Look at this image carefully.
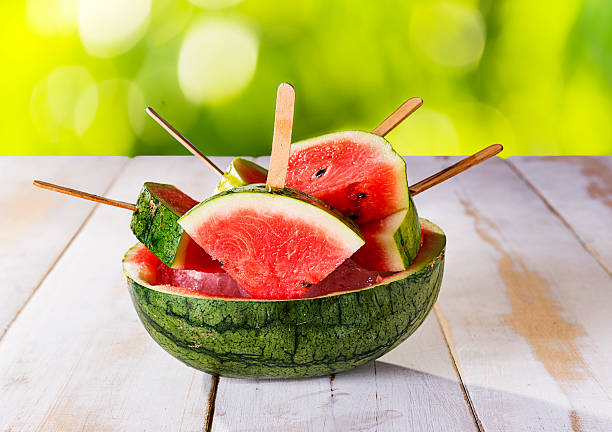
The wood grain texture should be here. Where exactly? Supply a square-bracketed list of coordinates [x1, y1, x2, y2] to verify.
[33, 180, 137, 211]
[0, 156, 239, 431]
[405, 156, 612, 432]
[4, 155, 611, 431]
[266, 83, 295, 190]
[509, 156, 612, 274]
[0, 156, 127, 340]
[372, 97, 422, 137]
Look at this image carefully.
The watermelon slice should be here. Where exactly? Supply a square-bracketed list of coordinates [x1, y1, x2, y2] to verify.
[178, 184, 365, 299]
[130, 183, 223, 273]
[214, 158, 267, 194]
[352, 199, 421, 271]
[286, 131, 410, 224]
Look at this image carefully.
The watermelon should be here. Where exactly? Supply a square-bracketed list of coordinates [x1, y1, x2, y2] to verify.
[124, 218, 445, 378]
[130, 183, 222, 272]
[352, 199, 421, 271]
[178, 184, 365, 299]
[214, 158, 267, 194]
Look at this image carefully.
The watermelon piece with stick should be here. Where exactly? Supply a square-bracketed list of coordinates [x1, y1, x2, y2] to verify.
[130, 182, 222, 272]
[179, 83, 365, 299]
[32, 180, 223, 273]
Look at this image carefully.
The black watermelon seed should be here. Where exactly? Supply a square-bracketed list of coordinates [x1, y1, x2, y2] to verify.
[349, 215, 359, 220]
[301, 282, 313, 287]
[357, 192, 367, 199]
[314, 168, 326, 178]
[219, 261, 224, 266]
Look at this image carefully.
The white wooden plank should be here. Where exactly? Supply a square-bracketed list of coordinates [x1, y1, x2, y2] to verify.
[509, 156, 612, 274]
[405, 156, 612, 431]
[211, 156, 476, 432]
[0, 156, 239, 431]
[0, 156, 127, 339]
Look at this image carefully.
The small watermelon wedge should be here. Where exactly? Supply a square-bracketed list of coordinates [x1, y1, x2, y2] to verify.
[178, 184, 365, 299]
[352, 199, 421, 272]
[131, 183, 223, 273]
[214, 158, 268, 194]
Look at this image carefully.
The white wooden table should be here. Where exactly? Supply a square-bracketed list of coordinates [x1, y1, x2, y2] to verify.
[1, 156, 611, 431]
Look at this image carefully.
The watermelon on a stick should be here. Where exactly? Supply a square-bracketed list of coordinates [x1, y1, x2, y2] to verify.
[32, 180, 222, 273]
[178, 83, 365, 299]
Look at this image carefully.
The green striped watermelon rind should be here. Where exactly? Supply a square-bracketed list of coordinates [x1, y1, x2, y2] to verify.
[124, 218, 445, 379]
[130, 183, 192, 268]
[394, 195, 422, 267]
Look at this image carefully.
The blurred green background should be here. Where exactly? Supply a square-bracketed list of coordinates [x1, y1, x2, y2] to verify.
[2, 0, 611, 156]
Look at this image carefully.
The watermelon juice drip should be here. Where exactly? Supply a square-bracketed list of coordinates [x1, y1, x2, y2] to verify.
[136, 245, 381, 299]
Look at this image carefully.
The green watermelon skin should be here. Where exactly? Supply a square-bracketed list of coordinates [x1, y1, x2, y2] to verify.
[130, 182, 190, 268]
[130, 183, 222, 272]
[125, 219, 445, 379]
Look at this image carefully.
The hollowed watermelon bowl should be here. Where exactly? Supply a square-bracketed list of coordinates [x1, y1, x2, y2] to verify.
[124, 219, 445, 379]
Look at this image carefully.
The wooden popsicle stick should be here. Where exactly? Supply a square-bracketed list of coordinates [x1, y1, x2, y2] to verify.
[266, 83, 296, 190]
[145, 107, 224, 178]
[409, 144, 503, 196]
[372, 97, 423, 137]
[33, 180, 137, 212]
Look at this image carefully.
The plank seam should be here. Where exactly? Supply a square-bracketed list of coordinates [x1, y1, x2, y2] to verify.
[0, 157, 132, 345]
[204, 375, 219, 432]
[506, 159, 612, 277]
[178, 371, 197, 432]
[35, 335, 94, 431]
[433, 304, 484, 432]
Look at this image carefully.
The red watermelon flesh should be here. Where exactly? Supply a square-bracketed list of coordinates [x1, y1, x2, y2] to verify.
[125, 243, 379, 299]
[125, 245, 244, 298]
[286, 131, 409, 224]
[142, 183, 224, 273]
[351, 205, 422, 272]
[173, 233, 224, 273]
[301, 259, 381, 298]
[178, 185, 365, 299]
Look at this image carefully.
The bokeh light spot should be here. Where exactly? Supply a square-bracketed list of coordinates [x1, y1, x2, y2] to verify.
[74, 84, 99, 136]
[178, 18, 258, 105]
[410, 2, 485, 70]
[388, 108, 459, 156]
[78, 0, 151, 58]
[127, 82, 146, 136]
[26, 0, 79, 36]
[80, 80, 136, 154]
[188, 0, 243, 10]
[30, 66, 98, 141]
